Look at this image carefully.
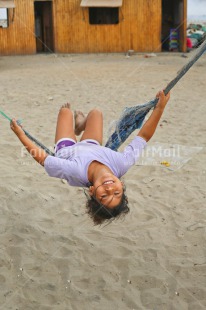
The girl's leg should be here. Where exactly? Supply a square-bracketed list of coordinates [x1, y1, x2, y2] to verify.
[55, 103, 77, 143]
[79, 109, 103, 145]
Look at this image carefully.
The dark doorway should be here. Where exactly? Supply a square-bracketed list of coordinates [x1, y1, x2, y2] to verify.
[34, 1, 54, 53]
[162, 0, 184, 51]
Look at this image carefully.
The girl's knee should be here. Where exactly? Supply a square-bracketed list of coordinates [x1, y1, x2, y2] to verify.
[58, 107, 72, 117]
[89, 109, 102, 117]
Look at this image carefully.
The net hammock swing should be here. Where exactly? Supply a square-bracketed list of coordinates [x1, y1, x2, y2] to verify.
[1, 39, 206, 154]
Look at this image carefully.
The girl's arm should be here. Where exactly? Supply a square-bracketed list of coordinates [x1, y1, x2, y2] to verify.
[10, 119, 48, 166]
[138, 91, 170, 142]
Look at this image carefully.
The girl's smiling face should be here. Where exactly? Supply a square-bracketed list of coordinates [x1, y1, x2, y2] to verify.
[89, 173, 124, 208]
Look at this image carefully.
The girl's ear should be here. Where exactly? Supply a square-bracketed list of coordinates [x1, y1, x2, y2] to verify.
[88, 186, 94, 196]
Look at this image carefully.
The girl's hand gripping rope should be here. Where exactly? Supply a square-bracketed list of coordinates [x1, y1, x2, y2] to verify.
[10, 119, 25, 137]
[138, 90, 171, 142]
[10, 118, 47, 166]
[155, 90, 170, 110]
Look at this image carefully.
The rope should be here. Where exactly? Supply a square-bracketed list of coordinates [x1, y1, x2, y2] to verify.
[1, 39, 206, 154]
[0, 111, 54, 156]
[105, 39, 206, 150]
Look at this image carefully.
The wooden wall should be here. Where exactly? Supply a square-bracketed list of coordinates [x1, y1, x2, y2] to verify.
[0, 0, 36, 55]
[179, 0, 187, 52]
[0, 0, 187, 55]
[53, 0, 162, 53]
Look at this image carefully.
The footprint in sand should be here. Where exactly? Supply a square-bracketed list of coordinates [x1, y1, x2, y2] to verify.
[187, 222, 206, 231]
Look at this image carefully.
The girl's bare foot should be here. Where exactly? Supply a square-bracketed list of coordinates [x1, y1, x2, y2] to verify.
[60, 103, 71, 110]
[75, 110, 86, 135]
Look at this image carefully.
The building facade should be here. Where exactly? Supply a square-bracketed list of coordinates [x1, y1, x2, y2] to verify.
[0, 0, 187, 55]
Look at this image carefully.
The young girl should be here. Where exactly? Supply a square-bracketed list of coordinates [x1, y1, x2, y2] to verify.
[11, 90, 170, 224]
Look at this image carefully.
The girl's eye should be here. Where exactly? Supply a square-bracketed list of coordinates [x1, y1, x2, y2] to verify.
[101, 195, 107, 199]
[114, 192, 120, 195]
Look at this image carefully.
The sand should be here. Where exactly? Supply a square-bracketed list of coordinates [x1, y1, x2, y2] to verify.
[0, 51, 206, 310]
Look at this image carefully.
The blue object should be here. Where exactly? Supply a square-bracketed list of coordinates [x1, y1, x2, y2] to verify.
[105, 38, 206, 151]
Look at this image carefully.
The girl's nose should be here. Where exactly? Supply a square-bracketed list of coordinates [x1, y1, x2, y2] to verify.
[105, 186, 114, 193]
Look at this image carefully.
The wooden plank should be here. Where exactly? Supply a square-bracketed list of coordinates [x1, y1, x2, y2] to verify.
[0, 0, 15, 8]
[80, 0, 123, 7]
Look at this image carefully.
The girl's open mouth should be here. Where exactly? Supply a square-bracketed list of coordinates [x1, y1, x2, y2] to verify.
[103, 180, 114, 185]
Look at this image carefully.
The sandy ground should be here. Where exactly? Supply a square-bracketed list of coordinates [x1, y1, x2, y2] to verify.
[0, 51, 206, 310]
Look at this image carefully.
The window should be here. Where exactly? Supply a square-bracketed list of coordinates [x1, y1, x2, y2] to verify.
[0, 8, 8, 28]
[89, 7, 119, 25]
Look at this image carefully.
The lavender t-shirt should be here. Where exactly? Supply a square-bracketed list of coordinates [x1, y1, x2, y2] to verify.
[44, 136, 146, 187]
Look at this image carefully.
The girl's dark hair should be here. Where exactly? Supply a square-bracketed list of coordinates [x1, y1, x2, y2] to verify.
[85, 190, 129, 225]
